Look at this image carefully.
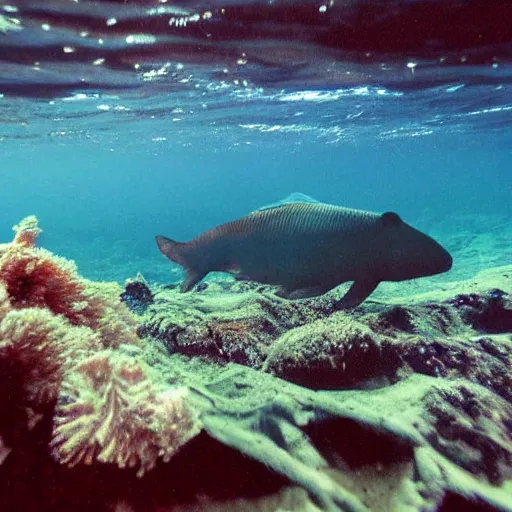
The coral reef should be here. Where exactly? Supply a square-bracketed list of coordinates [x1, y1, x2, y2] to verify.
[0, 216, 138, 348]
[0, 216, 139, 419]
[0, 307, 101, 406]
[0, 217, 199, 485]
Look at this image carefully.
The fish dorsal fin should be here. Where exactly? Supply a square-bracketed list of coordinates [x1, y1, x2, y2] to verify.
[253, 193, 319, 213]
[249, 202, 322, 218]
[249, 203, 296, 215]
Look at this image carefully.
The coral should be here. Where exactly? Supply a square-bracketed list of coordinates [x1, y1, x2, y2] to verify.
[12, 215, 42, 248]
[0, 281, 9, 319]
[0, 244, 85, 319]
[51, 351, 201, 477]
[0, 307, 101, 406]
[0, 215, 205, 509]
[82, 281, 141, 349]
[0, 216, 138, 348]
[0, 216, 139, 438]
[0, 249, 139, 349]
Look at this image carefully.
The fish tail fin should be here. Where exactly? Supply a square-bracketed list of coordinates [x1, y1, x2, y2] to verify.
[155, 235, 206, 292]
[155, 235, 188, 266]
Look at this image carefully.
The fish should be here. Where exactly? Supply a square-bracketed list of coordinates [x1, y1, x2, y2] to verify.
[155, 202, 452, 308]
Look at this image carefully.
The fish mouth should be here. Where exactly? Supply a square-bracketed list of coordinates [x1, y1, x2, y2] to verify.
[420, 244, 452, 277]
[437, 247, 453, 273]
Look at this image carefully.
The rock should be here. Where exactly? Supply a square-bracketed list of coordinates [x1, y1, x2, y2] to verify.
[139, 287, 323, 366]
[120, 273, 154, 314]
[421, 381, 512, 485]
[129, 265, 512, 511]
[264, 313, 392, 389]
[448, 288, 512, 333]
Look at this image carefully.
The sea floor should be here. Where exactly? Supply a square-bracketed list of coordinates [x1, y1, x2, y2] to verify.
[0, 214, 510, 512]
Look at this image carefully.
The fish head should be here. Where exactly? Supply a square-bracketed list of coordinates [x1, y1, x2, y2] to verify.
[377, 212, 452, 282]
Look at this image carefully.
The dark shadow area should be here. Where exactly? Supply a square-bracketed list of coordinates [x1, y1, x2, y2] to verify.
[0, 428, 290, 512]
[439, 492, 500, 512]
[303, 417, 414, 469]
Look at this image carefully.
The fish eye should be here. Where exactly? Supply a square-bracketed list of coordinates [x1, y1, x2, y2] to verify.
[381, 211, 402, 226]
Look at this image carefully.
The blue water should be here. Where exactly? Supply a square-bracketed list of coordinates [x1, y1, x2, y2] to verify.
[1, 1, 511, 287]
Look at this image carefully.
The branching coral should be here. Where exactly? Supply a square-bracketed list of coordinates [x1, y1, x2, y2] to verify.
[0, 216, 203, 483]
[0, 216, 140, 442]
[0, 307, 102, 406]
[51, 351, 201, 477]
[0, 216, 138, 348]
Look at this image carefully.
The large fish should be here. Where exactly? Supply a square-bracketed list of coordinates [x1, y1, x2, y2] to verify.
[155, 202, 452, 308]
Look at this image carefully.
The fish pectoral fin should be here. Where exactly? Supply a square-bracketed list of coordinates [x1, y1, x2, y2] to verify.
[276, 285, 331, 300]
[338, 279, 380, 308]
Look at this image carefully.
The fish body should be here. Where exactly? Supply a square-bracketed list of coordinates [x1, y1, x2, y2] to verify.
[156, 202, 452, 308]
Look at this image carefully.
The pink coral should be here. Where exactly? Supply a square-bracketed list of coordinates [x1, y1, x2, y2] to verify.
[0, 281, 9, 320]
[51, 351, 201, 477]
[12, 215, 42, 248]
[0, 308, 102, 406]
[0, 216, 139, 418]
[0, 244, 90, 322]
[0, 216, 200, 480]
[0, 216, 138, 347]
